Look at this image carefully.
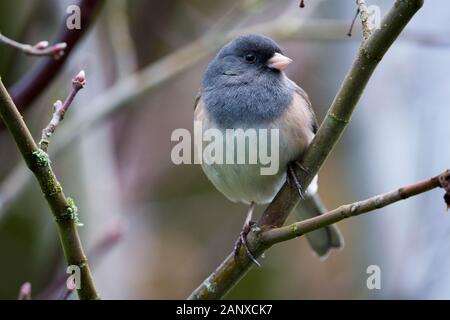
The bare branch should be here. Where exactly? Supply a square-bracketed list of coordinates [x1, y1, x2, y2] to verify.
[0, 33, 67, 58]
[39, 70, 86, 152]
[261, 170, 450, 246]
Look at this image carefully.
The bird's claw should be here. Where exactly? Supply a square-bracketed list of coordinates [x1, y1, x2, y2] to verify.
[287, 162, 305, 200]
[233, 203, 260, 267]
[294, 161, 310, 174]
[233, 223, 261, 267]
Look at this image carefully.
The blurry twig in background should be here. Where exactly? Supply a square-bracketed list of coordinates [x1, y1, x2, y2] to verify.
[0, 163, 29, 218]
[106, 0, 137, 77]
[0, 74, 98, 300]
[2, 0, 105, 131]
[0, 32, 67, 58]
[38, 220, 124, 300]
[261, 170, 450, 245]
[189, 0, 424, 300]
[17, 282, 32, 300]
[39, 71, 86, 152]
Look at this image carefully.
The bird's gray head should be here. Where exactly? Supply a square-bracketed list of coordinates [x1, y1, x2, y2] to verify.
[203, 34, 292, 86]
[202, 34, 295, 128]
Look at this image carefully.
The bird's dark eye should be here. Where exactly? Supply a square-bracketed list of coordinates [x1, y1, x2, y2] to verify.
[245, 54, 256, 63]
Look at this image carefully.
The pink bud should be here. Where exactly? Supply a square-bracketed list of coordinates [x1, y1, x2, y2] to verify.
[18, 282, 32, 300]
[53, 42, 67, 51]
[34, 41, 49, 50]
[51, 42, 67, 59]
[73, 70, 86, 88]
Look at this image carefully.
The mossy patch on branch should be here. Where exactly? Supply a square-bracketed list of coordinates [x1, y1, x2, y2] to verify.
[32, 149, 51, 167]
[56, 197, 84, 227]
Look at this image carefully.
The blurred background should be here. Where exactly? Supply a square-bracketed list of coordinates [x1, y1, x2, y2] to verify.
[0, 0, 449, 299]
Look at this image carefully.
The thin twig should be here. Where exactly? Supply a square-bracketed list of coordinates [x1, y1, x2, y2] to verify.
[188, 0, 424, 300]
[0, 33, 67, 58]
[356, 0, 372, 40]
[39, 70, 86, 152]
[0, 78, 99, 300]
[107, 0, 137, 76]
[261, 170, 450, 246]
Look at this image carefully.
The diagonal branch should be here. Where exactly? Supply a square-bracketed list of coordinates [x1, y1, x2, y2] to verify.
[188, 0, 424, 300]
[39, 70, 86, 152]
[261, 170, 450, 246]
[0, 77, 99, 300]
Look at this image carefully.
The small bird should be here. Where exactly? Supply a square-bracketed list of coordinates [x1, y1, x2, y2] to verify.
[194, 34, 343, 263]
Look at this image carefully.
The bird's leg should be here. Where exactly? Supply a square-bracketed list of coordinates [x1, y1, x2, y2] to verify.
[233, 202, 260, 267]
[287, 161, 305, 200]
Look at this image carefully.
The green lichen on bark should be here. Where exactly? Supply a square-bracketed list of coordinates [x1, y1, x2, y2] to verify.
[32, 149, 51, 167]
[55, 197, 83, 226]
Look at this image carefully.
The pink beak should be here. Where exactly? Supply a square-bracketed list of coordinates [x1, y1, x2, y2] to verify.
[267, 52, 293, 71]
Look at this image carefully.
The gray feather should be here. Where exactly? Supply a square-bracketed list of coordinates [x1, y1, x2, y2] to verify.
[295, 193, 344, 259]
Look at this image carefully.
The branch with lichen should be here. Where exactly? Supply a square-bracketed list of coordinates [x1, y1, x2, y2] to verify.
[39, 70, 86, 152]
[0, 74, 99, 300]
[188, 0, 424, 300]
[0, 32, 66, 58]
[260, 170, 450, 246]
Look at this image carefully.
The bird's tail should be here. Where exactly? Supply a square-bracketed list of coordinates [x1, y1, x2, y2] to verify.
[294, 192, 344, 259]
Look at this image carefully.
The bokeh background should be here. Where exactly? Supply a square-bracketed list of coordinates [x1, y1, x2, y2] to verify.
[0, 0, 449, 299]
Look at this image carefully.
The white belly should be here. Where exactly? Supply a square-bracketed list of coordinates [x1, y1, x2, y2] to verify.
[197, 120, 306, 204]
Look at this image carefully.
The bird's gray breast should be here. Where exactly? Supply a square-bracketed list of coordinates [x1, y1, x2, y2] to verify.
[202, 74, 294, 128]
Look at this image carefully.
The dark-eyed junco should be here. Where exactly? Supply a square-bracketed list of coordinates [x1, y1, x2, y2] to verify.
[195, 34, 343, 263]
